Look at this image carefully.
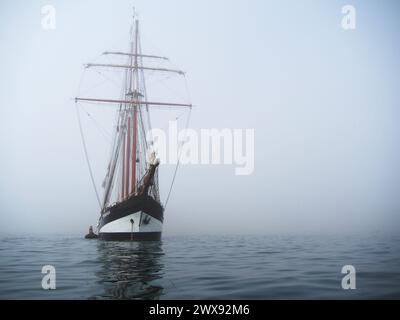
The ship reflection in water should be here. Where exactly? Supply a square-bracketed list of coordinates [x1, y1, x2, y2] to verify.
[94, 240, 164, 299]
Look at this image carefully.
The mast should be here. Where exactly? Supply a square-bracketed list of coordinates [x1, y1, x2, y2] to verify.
[131, 19, 139, 195]
[121, 125, 126, 200]
[125, 118, 131, 198]
[121, 15, 137, 200]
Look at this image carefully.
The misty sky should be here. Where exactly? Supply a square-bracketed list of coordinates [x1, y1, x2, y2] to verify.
[0, 0, 399, 236]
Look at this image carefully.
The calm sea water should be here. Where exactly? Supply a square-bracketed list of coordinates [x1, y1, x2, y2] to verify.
[0, 234, 399, 299]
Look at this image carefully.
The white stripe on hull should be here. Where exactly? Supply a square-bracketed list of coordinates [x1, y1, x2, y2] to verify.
[98, 212, 162, 234]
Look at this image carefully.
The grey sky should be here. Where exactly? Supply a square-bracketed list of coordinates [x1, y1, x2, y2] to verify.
[0, 0, 399, 236]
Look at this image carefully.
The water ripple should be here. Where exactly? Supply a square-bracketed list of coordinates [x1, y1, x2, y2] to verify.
[0, 234, 399, 299]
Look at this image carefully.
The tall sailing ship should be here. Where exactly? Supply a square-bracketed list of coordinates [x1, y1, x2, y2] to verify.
[75, 14, 191, 241]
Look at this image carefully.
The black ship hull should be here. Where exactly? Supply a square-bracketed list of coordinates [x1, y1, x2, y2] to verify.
[98, 195, 164, 241]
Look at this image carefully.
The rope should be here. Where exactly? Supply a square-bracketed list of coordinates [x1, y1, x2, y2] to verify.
[82, 107, 112, 142]
[164, 106, 192, 209]
[75, 102, 102, 209]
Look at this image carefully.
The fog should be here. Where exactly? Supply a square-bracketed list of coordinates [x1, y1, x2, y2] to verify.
[0, 0, 399, 236]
